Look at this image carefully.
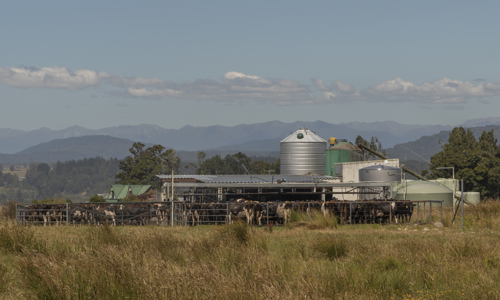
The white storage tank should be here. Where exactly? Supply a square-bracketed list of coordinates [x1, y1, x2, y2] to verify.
[280, 128, 327, 175]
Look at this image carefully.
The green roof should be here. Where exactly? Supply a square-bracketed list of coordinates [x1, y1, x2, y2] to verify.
[109, 185, 152, 200]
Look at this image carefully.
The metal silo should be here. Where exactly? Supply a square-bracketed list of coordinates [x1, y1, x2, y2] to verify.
[280, 128, 327, 175]
[325, 139, 364, 176]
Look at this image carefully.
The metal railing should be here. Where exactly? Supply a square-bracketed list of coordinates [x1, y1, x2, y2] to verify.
[16, 200, 443, 227]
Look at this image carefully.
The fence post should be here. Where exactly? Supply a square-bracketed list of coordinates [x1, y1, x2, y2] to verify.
[424, 202, 426, 223]
[349, 203, 352, 225]
[429, 202, 432, 223]
[66, 203, 69, 225]
[389, 201, 392, 224]
[266, 202, 269, 225]
[171, 202, 174, 227]
[440, 201, 443, 223]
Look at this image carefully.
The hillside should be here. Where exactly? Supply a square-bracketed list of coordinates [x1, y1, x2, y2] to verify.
[0, 136, 139, 164]
[385, 125, 500, 162]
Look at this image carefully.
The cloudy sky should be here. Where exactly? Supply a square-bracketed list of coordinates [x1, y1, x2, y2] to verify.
[1, 1, 500, 130]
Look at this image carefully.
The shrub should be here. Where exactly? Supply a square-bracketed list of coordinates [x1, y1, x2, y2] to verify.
[89, 195, 106, 203]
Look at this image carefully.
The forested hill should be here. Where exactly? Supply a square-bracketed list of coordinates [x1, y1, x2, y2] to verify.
[0, 136, 143, 164]
[385, 125, 500, 162]
[0, 157, 121, 203]
[0, 135, 280, 165]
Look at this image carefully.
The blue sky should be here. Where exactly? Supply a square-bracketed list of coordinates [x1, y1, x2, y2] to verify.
[1, 0, 500, 130]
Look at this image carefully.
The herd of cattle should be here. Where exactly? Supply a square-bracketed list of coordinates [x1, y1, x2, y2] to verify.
[17, 199, 415, 227]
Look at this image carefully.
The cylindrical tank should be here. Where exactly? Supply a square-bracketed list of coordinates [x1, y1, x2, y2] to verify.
[325, 140, 364, 176]
[460, 192, 480, 206]
[359, 165, 402, 182]
[280, 128, 326, 175]
[396, 181, 453, 206]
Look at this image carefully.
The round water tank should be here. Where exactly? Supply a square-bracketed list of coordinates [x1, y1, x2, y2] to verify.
[396, 181, 453, 206]
[280, 128, 326, 175]
[359, 165, 401, 182]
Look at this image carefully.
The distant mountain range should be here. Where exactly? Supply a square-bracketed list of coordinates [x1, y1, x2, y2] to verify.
[0, 120, 456, 154]
[0, 117, 499, 164]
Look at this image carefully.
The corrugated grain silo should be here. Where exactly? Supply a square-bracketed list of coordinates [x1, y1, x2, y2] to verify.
[280, 128, 327, 175]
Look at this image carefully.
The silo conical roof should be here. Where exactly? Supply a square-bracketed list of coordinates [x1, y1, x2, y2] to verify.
[280, 128, 327, 143]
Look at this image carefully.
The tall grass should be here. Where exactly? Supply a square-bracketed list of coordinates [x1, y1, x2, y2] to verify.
[0, 201, 16, 222]
[0, 201, 500, 299]
[288, 209, 338, 230]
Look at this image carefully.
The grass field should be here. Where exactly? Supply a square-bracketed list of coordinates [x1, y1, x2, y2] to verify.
[1, 165, 28, 178]
[1, 202, 500, 299]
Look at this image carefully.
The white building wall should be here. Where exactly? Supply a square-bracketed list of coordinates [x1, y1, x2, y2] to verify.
[337, 159, 400, 183]
[331, 159, 400, 201]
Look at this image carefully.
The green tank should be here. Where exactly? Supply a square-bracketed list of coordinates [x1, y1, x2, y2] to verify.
[396, 181, 453, 206]
[325, 140, 364, 176]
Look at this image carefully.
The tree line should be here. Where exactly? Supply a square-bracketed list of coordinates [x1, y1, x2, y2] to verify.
[0, 157, 120, 204]
[425, 127, 500, 199]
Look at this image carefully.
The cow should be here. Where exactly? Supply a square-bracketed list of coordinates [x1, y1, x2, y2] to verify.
[276, 202, 292, 225]
[228, 200, 248, 225]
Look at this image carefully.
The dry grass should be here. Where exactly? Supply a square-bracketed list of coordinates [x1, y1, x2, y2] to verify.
[0, 202, 500, 299]
[1, 165, 28, 178]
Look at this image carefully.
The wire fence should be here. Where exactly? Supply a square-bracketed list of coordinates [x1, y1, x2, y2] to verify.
[16, 200, 443, 227]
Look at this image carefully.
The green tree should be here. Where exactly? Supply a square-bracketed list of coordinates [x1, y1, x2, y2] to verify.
[429, 127, 500, 199]
[36, 163, 51, 175]
[115, 143, 180, 187]
[89, 194, 106, 203]
[356, 135, 385, 160]
[196, 151, 206, 167]
[197, 154, 225, 175]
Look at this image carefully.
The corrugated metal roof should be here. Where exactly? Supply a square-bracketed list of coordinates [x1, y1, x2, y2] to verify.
[156, 174, 337, 183]
[280, 128, 327, 143]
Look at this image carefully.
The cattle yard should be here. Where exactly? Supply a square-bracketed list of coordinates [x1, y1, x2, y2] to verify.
[15, 200, 443, 227]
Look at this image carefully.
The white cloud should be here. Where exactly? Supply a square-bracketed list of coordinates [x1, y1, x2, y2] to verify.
[331, 80, 356, 94]
[2, 65, 500, 106]
[0, 66, 107, 90]
[363, 77, 500, 103]
[103, 75, 166, 88]
[311, 78, 328, 91]
[125, 71, 313, 103]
